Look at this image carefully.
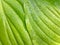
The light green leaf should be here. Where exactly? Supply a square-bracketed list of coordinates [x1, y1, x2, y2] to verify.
[0, 0, 60, 45]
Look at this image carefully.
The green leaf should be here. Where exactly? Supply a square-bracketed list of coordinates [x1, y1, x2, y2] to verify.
[0, 0, 60, 45]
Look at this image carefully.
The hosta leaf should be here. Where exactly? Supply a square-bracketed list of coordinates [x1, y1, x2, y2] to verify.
[0, 0, 60, 45]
